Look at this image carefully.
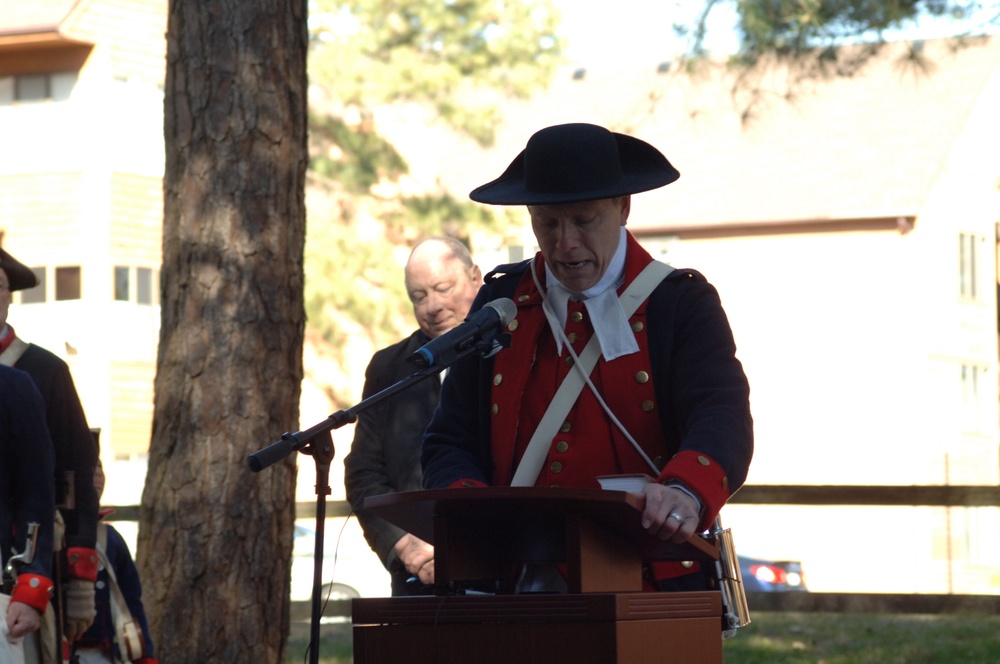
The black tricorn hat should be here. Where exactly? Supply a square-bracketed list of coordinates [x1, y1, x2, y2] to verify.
[469, 123, 680, 205]
[0, 248, 38, 291]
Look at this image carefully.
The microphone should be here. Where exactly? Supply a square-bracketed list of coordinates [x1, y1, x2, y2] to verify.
[411, 298, 517, 370]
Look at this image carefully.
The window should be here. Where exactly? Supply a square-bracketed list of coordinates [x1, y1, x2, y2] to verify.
[960, 363, 990, 434]
[136, 267, 153, 305]
[18, 267, 46, 304]
[55, 266, 81, 301]
[114, 266, 130, 301]
[16, 75, 48, 102]
[958, 232, 984, 300]
[50, 72, 76, 101]
[113, 265, 157, 305]
[0, 77, 12, 104]
[0, 72, 77, 105]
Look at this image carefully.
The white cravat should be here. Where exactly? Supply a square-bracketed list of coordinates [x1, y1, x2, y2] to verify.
[541, 227, 640, 361]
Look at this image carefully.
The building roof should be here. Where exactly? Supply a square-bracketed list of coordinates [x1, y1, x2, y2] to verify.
[0, 0, 80, 35]
[418, 36, 1000, 232]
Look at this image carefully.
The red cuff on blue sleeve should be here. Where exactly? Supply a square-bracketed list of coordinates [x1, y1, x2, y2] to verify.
[657, 450, 730, 530]
[65, 547, 99, 582]
[446, 479, 489, 488]
[11, 573, 53, 613]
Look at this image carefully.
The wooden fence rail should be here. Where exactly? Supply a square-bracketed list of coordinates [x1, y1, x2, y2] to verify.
[108, 485, 1000, 616]
[104, 484, 1000, 522]
[729, 484, 1000, 507]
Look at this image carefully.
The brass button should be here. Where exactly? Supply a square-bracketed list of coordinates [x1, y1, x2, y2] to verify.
[555, 441, 569, 453]
[493, 373, 503, 386]
[491, 403, 499, 416]
[641, 400, 655, 412]
[567, 332, 578, 343]
[460, 480, 477, 487]
[508, 319, 519, 331]
[631, 321, 644, 332]
[550, 461, 563, 473]
[698, 455, 710, 466]
[722, 477, 729, 491]
[681, 561, 694, 569]
[653, 455, 667, 469]
[564, 356, 574, 367]
[29, 577, 40, 588]
[635, 371, 649, 384]
[570, 311, 584, 323]
[559, 421, 571, 433]
[517, 294, 530, 302]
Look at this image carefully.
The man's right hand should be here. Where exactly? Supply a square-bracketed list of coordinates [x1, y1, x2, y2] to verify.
[5, 601, 41, 638]
[394, 533, 435, 585]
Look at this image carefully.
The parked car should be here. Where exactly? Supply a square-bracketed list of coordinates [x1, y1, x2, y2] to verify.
[291, 520, 391, 601]
[291, 521, 806, 598]
[738, 555, 807, 592]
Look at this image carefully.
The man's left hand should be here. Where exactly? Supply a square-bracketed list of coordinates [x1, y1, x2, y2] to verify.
[63, 578, 96, 642]
[636, 484, 701, 543]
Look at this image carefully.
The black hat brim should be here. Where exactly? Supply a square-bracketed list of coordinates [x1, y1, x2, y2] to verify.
[0, 248, 39, 291]
[470, 124, 680, 206]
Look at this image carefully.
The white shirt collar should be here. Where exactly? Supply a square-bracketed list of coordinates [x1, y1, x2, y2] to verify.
[540, 227, 639, 361]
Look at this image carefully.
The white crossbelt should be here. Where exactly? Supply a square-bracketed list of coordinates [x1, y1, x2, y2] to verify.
[510, 260, 674, 487]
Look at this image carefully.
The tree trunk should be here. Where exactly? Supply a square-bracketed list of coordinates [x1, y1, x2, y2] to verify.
[137, 1, 308, 662]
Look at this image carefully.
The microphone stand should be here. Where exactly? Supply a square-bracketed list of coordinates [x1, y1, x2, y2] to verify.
[247, 336, 503, 664]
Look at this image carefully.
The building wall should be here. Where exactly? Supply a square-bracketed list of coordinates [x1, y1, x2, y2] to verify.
[0, 0, 166, 463]
[63, 0, 167, 86]
[637, 208, 1000, 593]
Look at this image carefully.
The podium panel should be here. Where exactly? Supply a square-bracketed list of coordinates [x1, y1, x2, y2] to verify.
[362, 487, 718, 592]
[354, 489, 727, 663]
[352, 592, 723, 664]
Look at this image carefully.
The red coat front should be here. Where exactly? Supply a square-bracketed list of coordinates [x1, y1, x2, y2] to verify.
[489, 243, 669, 489]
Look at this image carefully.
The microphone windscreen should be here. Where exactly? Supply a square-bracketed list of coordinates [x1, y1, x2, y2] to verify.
[485, 297, 517, 326]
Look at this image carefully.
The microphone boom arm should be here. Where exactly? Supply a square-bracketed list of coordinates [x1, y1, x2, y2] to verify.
[248, 331, 507, 473]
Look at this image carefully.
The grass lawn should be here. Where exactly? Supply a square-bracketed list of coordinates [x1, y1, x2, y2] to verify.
[287, 611, 1000, 663]
[723, 611, 1000, 663]
[286, 621, 353, 664]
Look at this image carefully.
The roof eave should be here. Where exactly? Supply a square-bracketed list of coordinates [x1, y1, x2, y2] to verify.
[631, 215, 918, 240]
[0, 29, 92, 48]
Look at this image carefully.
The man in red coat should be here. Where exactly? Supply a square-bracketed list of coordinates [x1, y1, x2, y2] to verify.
[421, 123, 753, 591]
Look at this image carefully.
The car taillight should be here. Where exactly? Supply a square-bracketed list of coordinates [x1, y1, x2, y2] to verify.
[749, 564, 787, 585]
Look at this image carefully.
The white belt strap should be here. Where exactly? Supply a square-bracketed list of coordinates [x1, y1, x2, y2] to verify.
[96, 524, 146, 662]
[510, 261, 674, 487]
[0, 338, 29, 367]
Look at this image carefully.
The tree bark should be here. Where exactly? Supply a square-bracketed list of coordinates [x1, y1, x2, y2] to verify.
[137, 1, 308, 662]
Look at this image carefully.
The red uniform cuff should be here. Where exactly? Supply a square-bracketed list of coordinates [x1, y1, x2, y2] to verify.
[135, 658, 159, 664]
[648, 560, 703, 582]
[657, 450, 730, 530]
[65, 547, 99, 581]
[11, 573, 53, 613]
[446, 478, 489, 488]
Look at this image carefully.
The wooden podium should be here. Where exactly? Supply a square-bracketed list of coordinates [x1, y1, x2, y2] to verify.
[352, 487, 725, 664]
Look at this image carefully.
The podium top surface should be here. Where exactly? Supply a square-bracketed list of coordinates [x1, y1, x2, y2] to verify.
[361, 487, 718, 562]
